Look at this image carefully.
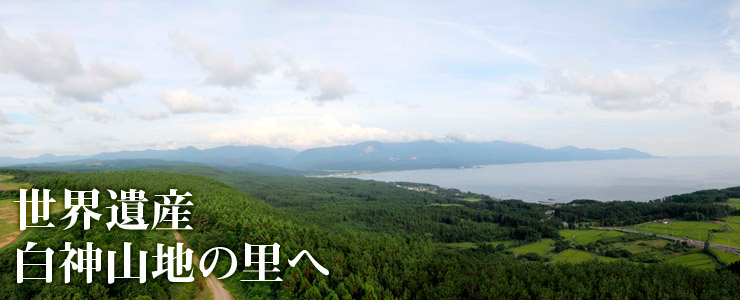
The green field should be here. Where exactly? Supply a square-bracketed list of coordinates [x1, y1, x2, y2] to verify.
[554, 249, 623, 263]
[0, 196, 66, 248]
[511, 238, 554, 255]
[711, 232, 740, 248]
[630, 221, 722, 241]
[462, 197, 481, 202]
[559, 229, 625, 244]
[611, 239, 668, 254]
[727, 198, 740, 209]
[0, 175, 31, 190]
[712, 249, 740, 265]
[725, 216, 740, 232]
[667, 253, 718, 270]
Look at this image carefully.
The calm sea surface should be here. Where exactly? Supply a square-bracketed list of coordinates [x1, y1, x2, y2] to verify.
[350, 157, 740, 203]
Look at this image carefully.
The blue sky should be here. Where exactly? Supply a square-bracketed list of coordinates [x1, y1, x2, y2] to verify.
[0, 0, 739, 157]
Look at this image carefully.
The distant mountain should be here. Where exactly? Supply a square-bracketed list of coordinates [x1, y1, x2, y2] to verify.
[288, 141, 653, 171]
[1, 140, 653, 172]
[8, 159, 307, 176]
[89, 145, 299, 167]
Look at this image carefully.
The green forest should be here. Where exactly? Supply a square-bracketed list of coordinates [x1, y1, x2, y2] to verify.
[1, 167, 740, 299]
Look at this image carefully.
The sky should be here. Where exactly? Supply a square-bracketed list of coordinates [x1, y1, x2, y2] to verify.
[0, 0, 739, 158]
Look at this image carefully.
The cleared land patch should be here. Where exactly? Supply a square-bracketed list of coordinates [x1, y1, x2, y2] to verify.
[629, 221, 722, 241]
[713, 249, 740, 265]
[559, 229, 625, 244]
[511, 238, 554, 255]
[667, 253, 718, 270]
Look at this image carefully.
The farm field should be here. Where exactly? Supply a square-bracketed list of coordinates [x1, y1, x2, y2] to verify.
[711, 232, 740, 248]
[559, 229, 625, 244]
[511, 238, 554, 255]
[712, 249, 740, 265]
[724, 216, 740, 232]
[666, 253, 718, 270]
[629, 221, 722, 241]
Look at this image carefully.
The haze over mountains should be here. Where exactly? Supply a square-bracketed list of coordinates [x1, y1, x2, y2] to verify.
[0, 140, 653, 173]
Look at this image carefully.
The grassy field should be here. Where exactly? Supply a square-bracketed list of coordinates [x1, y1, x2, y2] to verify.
[711, 232, 740, 248]
[611, 239, 668, 254]
[554, 249, 623, 263]
[554, 249, 595, 263]
[630, 221, 722, 241]
[0, 196, 66, 248]
[712, 249, 740, 265]
[725, 216, 740, 233]
[0, 175, 31, 190]
[726, 198, 740, 209]
[461, 197, 481, 202]
[559, 229, 625, 244]
[444, 240, 515, 250]
[666, 253, 718, 270]
[511, 238, 554, 255]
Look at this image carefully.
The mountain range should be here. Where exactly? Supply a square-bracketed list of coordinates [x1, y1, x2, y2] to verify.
[0, 140, 653, 173]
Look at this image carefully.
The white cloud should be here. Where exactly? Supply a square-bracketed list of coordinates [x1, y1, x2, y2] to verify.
[542, 65, 696, 111]
[169, 31, 275, 88]
[128, 107, 170, 121]
[81, 104, 115, 123]
[711, 101, 736, 115]
[3, 125, 33, 135]
[728, 39, 740, 54]
[54, 60, 142, 102]
[208, 115, 435, 149]
[0, 110, 10, 125]
[0, 135, 19, 143]
[0, 26, 141, 102]
[160, 89, 237, 114]
[287, 66, 356, 102]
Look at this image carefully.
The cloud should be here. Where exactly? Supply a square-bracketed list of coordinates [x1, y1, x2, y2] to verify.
[160, 89, 238, 114]
[208, 115, 434, 148]
[128, 107, 170, 121]
[0, 110, 10, 125]
[3, 125, 33, 135]
[54, 60, 142, 102]
[81, 104, 115, 123]
[169, 31, 275, 88]
[728, 39, 740, 54]
[542, 65, 695, 111]
[718, 120, 740, 132]
[514, 80, 539, 100]
[444, 131, 487, 143]
[0, 135, 19, 143]
[711, 101, 737, 115]
[0, 26, 141, 102]
[287, 66, 356, 102]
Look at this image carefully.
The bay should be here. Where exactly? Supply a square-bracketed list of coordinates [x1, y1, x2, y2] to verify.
[350, 157, 740, 203]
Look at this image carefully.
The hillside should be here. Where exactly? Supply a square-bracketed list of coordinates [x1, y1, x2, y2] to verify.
[2, 169, 739, 299]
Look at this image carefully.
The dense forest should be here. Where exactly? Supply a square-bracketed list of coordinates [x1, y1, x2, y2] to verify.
[1, 168, 739, 299]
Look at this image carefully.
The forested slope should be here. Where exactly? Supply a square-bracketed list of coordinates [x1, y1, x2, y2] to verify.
[2, 170, 740, 299]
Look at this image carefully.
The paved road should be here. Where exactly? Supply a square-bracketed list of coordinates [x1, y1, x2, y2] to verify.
[595, 227, 740, 255]
[173, 231, 235, 300]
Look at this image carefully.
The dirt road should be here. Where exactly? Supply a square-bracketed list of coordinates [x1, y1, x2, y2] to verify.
[173, 231, 235, 300]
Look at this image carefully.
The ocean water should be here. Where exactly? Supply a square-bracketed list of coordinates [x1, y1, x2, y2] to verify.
[350, 157, 740, 203]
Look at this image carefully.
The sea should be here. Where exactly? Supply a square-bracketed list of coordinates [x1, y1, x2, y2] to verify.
[349, 157, 740, 203]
